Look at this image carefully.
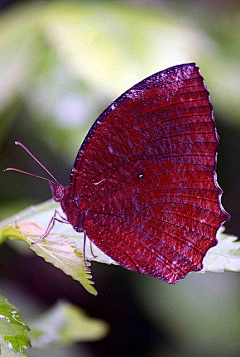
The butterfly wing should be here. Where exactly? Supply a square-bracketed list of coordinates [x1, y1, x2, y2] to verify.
[68, 63, 230, 283]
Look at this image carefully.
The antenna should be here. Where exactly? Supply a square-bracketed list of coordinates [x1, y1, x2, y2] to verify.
[3, 141, 58, 185]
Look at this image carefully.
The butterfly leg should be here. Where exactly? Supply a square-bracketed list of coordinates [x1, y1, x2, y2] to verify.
[32, 209, 69, 244]
[83, 230, 91, 272]
[90, 241, 97, 258]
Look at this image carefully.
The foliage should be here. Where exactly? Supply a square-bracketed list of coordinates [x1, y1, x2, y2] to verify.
[202, 227, 240, 272]
[29, 300, 109, 348]
[0, 1, 240, 156]
[0, 296, 108, 356]
[0, 223, 97, 296]
[0, 295, 30, 356]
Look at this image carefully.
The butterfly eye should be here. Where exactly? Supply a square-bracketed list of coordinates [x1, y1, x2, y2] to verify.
[138, 173, 144, 179]
[55, 185, 65, 200]
[48, 182, 65, 202]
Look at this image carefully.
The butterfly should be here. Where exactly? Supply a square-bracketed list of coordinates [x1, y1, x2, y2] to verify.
[5, 63, 230, 283]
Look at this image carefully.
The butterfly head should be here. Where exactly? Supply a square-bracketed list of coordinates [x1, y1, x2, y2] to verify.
[48, 182, 65, 202]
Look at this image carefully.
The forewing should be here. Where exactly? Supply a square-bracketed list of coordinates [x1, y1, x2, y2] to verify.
[69, 63, 230, 283]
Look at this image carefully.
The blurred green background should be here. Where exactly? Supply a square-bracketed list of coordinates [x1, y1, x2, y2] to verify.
[0, 1, 239, 356]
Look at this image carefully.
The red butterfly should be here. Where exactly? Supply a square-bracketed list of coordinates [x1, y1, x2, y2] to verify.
[5, 63, 230, 283]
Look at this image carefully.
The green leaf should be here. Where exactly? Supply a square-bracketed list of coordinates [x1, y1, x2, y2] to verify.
[0, 224, 97, 296]
[0, 200, 100, 295]
[0, 199, 116, 266]
[0, 296, 108, 354]
[0, 295, 30, 356]
[202, 227, 240, 272]
[29, 301, 109, 348]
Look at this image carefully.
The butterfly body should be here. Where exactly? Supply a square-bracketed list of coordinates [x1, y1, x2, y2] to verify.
[50, 63, 229, 283]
